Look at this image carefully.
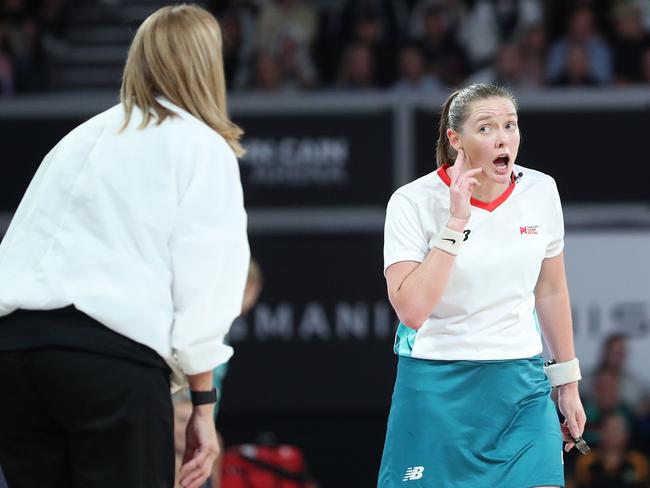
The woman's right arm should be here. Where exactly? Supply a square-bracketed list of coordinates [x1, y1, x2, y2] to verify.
[386, 217, 466, 329]
[386, 150, 479, 329]
[169, 137, 250, 376]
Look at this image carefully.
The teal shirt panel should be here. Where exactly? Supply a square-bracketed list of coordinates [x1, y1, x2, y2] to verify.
[393, 309, 541, 358]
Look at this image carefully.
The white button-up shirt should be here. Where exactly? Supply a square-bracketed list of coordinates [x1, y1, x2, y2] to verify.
[0, 98, 250, 386]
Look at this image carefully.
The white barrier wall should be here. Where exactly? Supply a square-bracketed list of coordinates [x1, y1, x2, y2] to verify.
[564, 231, 650, 386]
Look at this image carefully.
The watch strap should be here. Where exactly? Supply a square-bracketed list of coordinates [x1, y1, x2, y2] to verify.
[190, 388, 218, 406]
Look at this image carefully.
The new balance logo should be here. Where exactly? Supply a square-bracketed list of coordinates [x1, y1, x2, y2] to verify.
[519, 225, 539, 235]
[402, 466, 424, 481]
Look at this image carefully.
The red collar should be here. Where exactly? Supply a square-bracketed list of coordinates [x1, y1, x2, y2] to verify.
[436, 164, 516, 212]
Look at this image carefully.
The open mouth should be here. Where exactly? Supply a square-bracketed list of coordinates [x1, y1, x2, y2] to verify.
[493, 155, 510, 167]
[493, 155, 510, 174]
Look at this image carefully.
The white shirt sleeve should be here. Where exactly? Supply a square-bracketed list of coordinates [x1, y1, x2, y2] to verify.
[545, 179, 565, 258]
[169, 137, 250, 375]
[383, 193, 429, 274]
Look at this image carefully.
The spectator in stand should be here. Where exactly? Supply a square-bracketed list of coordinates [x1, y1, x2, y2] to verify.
[0, 0, 42, 92]
[457, 0, 543, 72]
[415, 4, 467, 87]
[574, 413, 650, 488]
[588, 334, 649, 411]
[633, 0, 650, 33]
[252, 51, 284, 92]
[336, 42, 377, 89]
[546, 7, 613, 85]
[408, 0, 461, 39]
[219, 9, 256, 91]
[590, 334, 650, 452]
[350, 11, 398, 87]
[211, 0, 258, 63]
[467, 43, 529, 88]
[253, 0, 319, 91]
[328, 0, 405, 50]
[549, 43, 598, 86]
[544, 0, 611, 41]
[582, 367, 636, 448]
[325, 1, 404, 87]
[610, 3, 650, 85]
[519, 23, 548, 87]
[456, 0, 498, 70]
[251, 35, 317, 93]
[255, 0, 317, 58]
[393, 41, 441, 92]
[272, 26, 318, 90]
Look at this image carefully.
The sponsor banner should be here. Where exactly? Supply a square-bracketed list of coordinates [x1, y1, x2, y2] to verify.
[235, 111, 394, 207]
[413, 109, 650, 202]
[0, 111, 394, 211]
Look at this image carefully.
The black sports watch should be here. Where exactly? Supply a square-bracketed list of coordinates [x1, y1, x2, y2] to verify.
[190, 388, 218, 406]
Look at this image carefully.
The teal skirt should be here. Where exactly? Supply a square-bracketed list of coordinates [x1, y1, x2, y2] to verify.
[378, 355, 564, 488]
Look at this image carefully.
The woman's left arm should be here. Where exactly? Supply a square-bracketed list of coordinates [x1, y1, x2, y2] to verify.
[535, 251, 587, 452]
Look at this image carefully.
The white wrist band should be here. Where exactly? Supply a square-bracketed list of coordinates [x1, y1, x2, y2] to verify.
[543, 358, 582, 387]
[430, 227, 465, 255]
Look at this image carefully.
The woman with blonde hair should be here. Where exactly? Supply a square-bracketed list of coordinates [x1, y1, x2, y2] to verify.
[0, 5, 249, 488]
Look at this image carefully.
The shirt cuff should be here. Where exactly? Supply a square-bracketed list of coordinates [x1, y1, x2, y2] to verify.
[174, 341, 234, 376]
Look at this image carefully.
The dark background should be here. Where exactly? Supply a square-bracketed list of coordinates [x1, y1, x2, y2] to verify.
[414, 108, 650, 202]
[4, 107, 650, 215]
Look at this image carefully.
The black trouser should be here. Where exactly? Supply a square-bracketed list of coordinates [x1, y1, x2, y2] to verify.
[0, 347, 174, 488]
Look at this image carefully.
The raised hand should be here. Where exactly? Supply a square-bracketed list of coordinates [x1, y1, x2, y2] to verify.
[449, 149, 482, 223]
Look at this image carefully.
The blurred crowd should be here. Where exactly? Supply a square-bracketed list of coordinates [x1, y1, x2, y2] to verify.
[0, 0, 67, 96]
[2, 0, 650, 97]
[214, 0, 650, 93]
[564, 334, 650, 488]
[213, 0, 650, 92]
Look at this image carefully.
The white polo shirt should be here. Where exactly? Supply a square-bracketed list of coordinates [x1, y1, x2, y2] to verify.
[0, 98, 250, 383]
[384, 164, 564, 361]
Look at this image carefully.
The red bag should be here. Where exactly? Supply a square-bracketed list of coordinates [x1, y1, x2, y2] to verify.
[221, 444, 316, 488]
